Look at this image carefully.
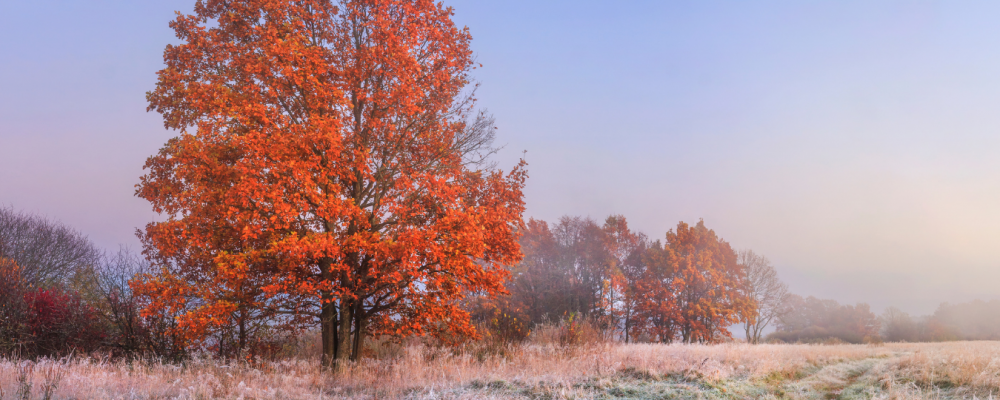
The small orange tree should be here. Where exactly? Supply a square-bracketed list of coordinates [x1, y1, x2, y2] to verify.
[634, 241, 679, 343]
[599, 215, 645, 342]
[666, 220, 751, 343]
[137, 0, 526, 368]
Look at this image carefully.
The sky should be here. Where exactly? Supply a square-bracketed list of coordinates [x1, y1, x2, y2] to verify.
[3, 1, 1000, 315]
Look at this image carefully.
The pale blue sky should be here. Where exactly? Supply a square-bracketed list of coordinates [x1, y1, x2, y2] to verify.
[4, 1, 1000, 314]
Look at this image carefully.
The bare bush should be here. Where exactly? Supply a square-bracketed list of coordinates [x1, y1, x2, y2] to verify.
[93, 248, 186, 360]
[0, 206, 100, 286]
[529, 313, 605, 347]
[737, 249, 789, 344]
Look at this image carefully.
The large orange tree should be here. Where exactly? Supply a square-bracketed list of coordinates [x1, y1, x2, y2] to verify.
[135, 0, 526, 368]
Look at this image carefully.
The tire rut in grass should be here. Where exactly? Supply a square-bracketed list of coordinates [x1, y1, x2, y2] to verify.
[781, 357, 887, 400]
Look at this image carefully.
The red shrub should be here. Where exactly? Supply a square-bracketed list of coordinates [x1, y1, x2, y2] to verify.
[0, 259, 107, 357]
[21, 287, 106, 357]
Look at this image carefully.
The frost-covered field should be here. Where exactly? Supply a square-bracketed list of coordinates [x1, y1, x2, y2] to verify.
[3, 341, 1000, 399]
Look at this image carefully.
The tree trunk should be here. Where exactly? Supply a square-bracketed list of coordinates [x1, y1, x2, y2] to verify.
[751, 321, 762, 344]
[238, 311, 246, 357]
[624, 315, 630, 343]
[319, 257, 339, 369]
[334, 298, 354, 371]
[351, 305, 366, 361]
[320, 298, 338, 369]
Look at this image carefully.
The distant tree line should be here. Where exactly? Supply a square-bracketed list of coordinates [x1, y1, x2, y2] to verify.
[477, 214, 1000, 346]
[767, 295, 880, 344]
[470, 215, 770, 344]
[764, 296, 1000, 344]
[877, 300, 1000, 342]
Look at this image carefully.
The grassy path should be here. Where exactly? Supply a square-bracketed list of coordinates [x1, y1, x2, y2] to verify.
[779, 357, 884, 399]
[455, 351, 916, 399]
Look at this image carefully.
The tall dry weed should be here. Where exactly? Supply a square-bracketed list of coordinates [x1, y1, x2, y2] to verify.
[529, 313, 605, 348]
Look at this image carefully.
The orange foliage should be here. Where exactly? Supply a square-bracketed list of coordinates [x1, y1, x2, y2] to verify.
[635, 220, 751, 343]
[135, 0, 526, 367]
[666, 220, 751, 342]
[634, 243, 679, 343]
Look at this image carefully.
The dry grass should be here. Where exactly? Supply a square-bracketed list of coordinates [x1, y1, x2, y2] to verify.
[3, 341, 1000, 399]
[874, 341, 1000, 398]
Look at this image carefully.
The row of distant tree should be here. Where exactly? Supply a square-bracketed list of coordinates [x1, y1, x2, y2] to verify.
[470, 215, 759, 344]
[476, 213, 1000, 346]
[775, 296, 1000, 344]
[471, 214, 808, 345]
[769, 295, 880, 343]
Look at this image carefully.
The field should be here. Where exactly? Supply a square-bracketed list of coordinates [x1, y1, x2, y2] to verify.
[3, 341, 1000, 399]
